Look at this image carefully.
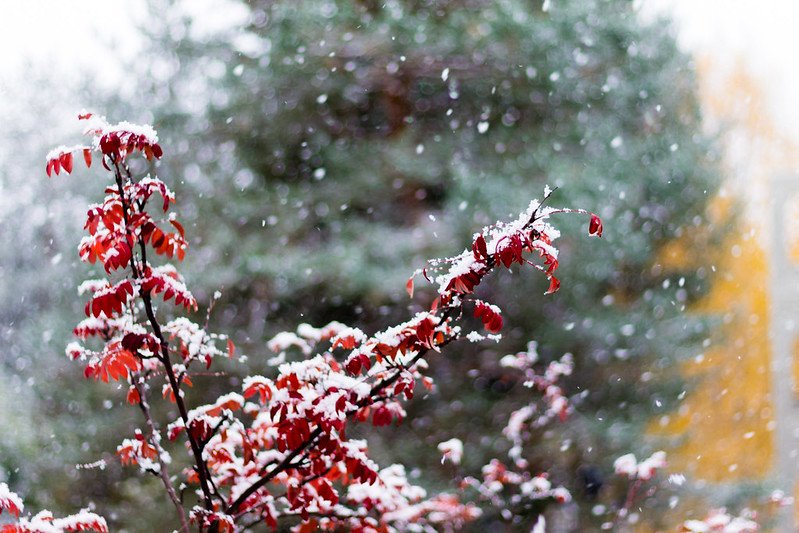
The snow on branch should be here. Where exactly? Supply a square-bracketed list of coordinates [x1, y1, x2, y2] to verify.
[43, 113, 610, 532]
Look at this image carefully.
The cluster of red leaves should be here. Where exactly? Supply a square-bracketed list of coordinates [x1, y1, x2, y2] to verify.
[58, 114, 203, 392]
[55, 116, 183, 273]
[341, 313, 447, 376]
[84, 280, 135, 318]
[80, 202, 133, 273]
[84, 341, 142, 382]
[242, 376, 274, 404]
[142, 219, 187, 260]
[120, 331, 161, 356]
[1, 483, 107, 533]
[140, 267, 197, 311]
[0, 485, 22, 518]
[46, 146, 92, 177]
[1, 515, 108, 533]
[117, 431, 159, 466]
[130, 177, 174, 212]
[84, 195, 122, 234]
[178, 358, 384, 521]
[85, 113, 164, 165]
[409, 199, 602, 337]
[47, 115, 164, 177]
[80, 186, 186, 273]
[72, 316, 122, 341]
[170, 310, 468, 528]
[128, 178, 187, 260]
[98, 128, 162, 162]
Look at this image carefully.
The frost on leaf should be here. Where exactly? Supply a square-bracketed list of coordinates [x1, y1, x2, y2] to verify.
[117, 430, 159, 471]
[96, 120, 163, 162]
[474, 301, 503, 333]
[4, 509, 109, 533]
[680, 508, 759, 533]
[84, 280, 135, 318]
[45, 145, 91, 177]
[0, 483, 23, 518]
[613, 451, 667, 481]
[0, 484, 107, 532]
[242, 376, 274, 404]
[438, 438, 464, 465]
[140, 265, 197, 311]
[83, 341, 142, 382]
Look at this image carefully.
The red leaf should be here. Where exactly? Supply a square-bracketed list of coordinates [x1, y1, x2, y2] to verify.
[333, 334, 360, 350]
[205, 395, 241, 417]
[60, 152, 73, 174]
[188, 418, 212, 441]
[372, 406, 393, 426]
[127, 386, 141, 405]
[99, 132, 121, 156]
[85, 343, 141, 383]
[227, 338, 235, 358]
[167, 425, 184, 441]
[85, 280, 134, 318]
[243, 380, 273, 403]
[589, 213, 603, 237]
[345, 356, 362, 376]
[405, 276, 414, 298]
[171, 219, 185, 237]
[545, 275, 561, 295]
[472, 233, 488, 260]
[83, 148, 92, 168]
[296, 519, 318, 533]
[474, 301, 503, 333]
[445, 270, 482, 295]
[315, 479, 338, 505]
[140, 271, 197, 311]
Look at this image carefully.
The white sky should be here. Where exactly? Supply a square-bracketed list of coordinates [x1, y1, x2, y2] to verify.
[643, 0, 799, 142]
[0, 1, 144, 85]
[1, 1, 798, 139]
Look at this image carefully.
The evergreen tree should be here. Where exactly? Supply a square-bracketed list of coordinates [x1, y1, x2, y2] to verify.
[133, 0, 725, 527]
[135, 0, 724, 527]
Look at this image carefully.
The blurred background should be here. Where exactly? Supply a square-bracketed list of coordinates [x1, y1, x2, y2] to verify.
[1, 0, 797, 530]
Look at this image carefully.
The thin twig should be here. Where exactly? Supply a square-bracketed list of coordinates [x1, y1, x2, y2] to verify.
[135, 378, 189, 532]
[111, 157, 217, 512]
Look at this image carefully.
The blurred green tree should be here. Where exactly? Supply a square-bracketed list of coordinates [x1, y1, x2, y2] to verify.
[0, 1, 724, 530]
[130, 0, 724, 528]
